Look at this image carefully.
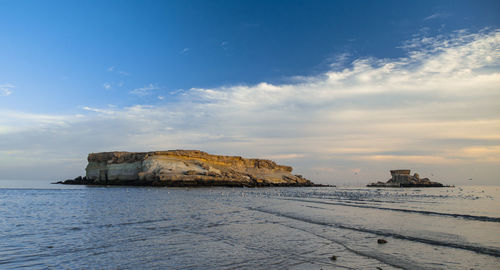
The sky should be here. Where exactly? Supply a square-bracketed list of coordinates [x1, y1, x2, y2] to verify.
[0, 0, 499, 185]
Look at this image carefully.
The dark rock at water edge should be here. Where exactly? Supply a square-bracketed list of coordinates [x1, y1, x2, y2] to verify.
[367, 169, 450, 188]
[54, 175, 330, 187]
[377, 239, 388, 244]
[54, 176, 93, 185]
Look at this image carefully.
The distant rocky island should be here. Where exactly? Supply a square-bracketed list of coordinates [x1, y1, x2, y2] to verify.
[57, 150, 324, 187]
[367, 169, 446, 187]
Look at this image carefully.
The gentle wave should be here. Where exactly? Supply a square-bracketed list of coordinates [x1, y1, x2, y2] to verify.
[280, 197, 500, 222]
[250, 207, 500, 257]
[274, 221, 429, 270]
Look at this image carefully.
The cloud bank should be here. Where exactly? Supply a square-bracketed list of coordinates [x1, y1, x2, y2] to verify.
[1, 29, 499, 184]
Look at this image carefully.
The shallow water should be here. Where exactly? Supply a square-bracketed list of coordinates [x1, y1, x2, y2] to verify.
[0, 181, 499, 269]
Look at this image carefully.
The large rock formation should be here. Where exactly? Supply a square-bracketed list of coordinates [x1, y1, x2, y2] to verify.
[367, 169, 445, 187]
[58, 150, 317, 187]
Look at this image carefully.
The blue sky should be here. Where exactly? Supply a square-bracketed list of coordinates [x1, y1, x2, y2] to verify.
[1, 1, 499, 185]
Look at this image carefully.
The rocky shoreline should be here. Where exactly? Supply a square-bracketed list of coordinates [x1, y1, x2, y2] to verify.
[55, 150, 329, 188]
[55, 176, 331, 187]
[367, 169, 449, 188]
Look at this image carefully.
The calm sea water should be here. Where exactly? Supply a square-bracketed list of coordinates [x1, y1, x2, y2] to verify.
[0, 180, 499, 269]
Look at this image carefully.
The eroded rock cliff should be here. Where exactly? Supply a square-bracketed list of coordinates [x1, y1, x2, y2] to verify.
[367, 169, 446, 187]
[59, 150, 316, 187]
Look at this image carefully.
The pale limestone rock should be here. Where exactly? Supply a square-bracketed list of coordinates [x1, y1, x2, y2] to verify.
[82, 150, 314, 187]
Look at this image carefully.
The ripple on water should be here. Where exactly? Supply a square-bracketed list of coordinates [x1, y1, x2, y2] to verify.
[0, 186, 499, 269]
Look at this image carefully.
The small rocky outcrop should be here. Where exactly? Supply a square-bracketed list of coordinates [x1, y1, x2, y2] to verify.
[56, 150, 320, 187]
[55, 176, 93, 185]
[367, 169, 446, 187]
[377, 239, 388, 244]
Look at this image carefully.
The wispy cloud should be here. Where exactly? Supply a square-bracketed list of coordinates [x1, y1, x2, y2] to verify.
[263, 154, 304, 160]
[104, 67, 129, 90]
[181, 48, 190, 54]
[423, 13, 450, 21]
[0, 83, 14, 96]
[129, 83, 160, 95]
[1, 29, 499, 184]
[107, 66, 130, 76]
[82, 106, 115, 115]
[117, 70, 130, 76]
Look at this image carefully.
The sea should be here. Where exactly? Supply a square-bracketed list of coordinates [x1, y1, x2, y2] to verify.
[0, 180, 499, 269]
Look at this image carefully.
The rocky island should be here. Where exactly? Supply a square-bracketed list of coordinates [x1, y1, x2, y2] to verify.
[57, 150, 320, 187]
[367, 169, 446, 187]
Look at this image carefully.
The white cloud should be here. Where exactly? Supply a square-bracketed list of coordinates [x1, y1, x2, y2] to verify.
[103, 82, 112, 89]
[181, 48, 189, 54]
[117, 70, 130, 76]
[1, 29, 499, 184]
[263, 154, 304, 159]
[107, 66, 130, 76]
[0, 83, 14, 96]
[423, 13, 449, 21]
[129, 83, 160, 95]
[82, 106, 115, 115]
[221, 41, 229, 50]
